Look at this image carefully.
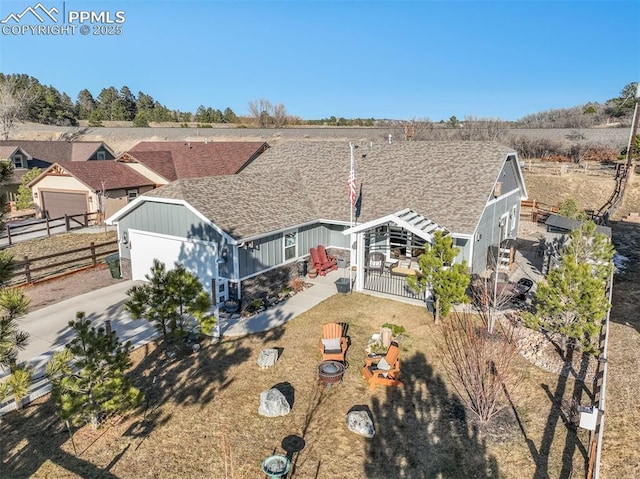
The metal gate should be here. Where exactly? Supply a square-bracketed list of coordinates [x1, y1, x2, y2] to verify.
[362, 269, 426, 301]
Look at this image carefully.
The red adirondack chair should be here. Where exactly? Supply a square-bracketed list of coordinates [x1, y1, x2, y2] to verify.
[317, 245, 337, 273]
[310, 247, 332, 276]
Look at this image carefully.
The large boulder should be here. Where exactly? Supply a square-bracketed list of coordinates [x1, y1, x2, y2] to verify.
[345, 410, 375, 438]
[258, 388, 291, 417]
[257, 348, 279, 369]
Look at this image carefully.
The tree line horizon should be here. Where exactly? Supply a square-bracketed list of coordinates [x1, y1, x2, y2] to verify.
[0, 73, 637, 129]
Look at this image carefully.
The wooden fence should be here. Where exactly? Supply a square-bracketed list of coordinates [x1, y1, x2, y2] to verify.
[520, 199, 560, 223]
[3, 212, 98, 246]
[521, 160, 619, 177]
[9, 239, 118, 286]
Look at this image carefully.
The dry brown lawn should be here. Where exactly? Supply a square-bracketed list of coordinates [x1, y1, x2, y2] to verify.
[1, 293, 595, 479]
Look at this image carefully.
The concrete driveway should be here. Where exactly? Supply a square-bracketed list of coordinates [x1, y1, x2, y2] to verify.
[6, 280, 156, 380]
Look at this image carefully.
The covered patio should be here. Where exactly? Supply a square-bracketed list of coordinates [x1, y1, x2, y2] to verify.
[343, 209, 447, 300]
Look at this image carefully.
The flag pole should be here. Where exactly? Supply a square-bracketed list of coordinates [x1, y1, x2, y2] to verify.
[349, 142, 354, 226]
[349, 142, 355, 292]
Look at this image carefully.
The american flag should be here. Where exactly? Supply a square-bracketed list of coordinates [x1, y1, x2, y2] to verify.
[348, 156, 356, 206]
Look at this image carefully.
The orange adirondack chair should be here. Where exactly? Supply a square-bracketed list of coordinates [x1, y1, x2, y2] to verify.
[310, 247, 333, 276]
[317, 245, 337, 272]
[319, 323, 348, 362]
[361, 342, 403, 390]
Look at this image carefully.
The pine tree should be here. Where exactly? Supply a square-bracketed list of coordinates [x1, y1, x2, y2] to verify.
[76, 89, 96, 120]
[223, 107, 238, 123]
[0, 160, 13, 232]
[525, 220, 613, 355]
[527, 260, 609, 355]
[0, 366, 32, 410]
[15, 167, 41, 210]
[165, 263, 212, 336]
[563, 221, 615, 281]
[46, 312, 143, 428]
[557, 198, 586, 220]
[0, 287, 31, 370]
[408, 231, 471, 323]
[125, 260, 211, 345]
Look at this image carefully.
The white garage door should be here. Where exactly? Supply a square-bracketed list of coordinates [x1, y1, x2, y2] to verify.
[129, 230, 218, 289]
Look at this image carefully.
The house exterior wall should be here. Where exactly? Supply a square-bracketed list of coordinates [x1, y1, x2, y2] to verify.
[325, 223, 350, 248]
[452, 236, 471, 266]
[471, 190, 521, 274]
[298, 224, 329, 256]
[238, 232, 283, 278]
[467, 154, 524, 274]
[238, 222, 350, 279]
[116, 201, 223, 262]
[89, 146, 115, 160]
[103, 185, 155, 219]
[496, 155, 520, 194]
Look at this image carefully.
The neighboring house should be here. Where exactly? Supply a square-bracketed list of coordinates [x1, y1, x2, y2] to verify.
[0, 140, 115, 205]
[116, 141, 269, 184]
[107, 141, 527, 305]
[541, 213, 612, 274]
[28, 162, 155, 220]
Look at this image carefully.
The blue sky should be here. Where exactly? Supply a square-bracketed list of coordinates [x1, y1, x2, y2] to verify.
[0, 0, 638, 121]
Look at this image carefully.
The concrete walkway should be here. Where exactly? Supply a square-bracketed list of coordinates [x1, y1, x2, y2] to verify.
[221, 269, 344, 336]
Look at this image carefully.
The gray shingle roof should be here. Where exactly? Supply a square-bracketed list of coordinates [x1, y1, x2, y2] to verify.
[143, 140, 517, 239]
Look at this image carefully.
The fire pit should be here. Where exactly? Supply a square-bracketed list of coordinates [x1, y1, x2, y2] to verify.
[317, 360, 345, 387]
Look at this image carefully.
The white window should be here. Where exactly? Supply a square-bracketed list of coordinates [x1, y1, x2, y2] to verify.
[499, 213, 508, 242]
[510, 205, 517, 232]
[127, 189, 138, 201]
[96, 150, 106, 160]
[284, 231, 297, 261]
[13, 154, 24, 169]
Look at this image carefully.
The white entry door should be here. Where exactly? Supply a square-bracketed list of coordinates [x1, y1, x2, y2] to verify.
[129, 229, 218, 289]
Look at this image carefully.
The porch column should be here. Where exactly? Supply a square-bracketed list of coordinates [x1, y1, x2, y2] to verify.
[354, 231, 365, 291]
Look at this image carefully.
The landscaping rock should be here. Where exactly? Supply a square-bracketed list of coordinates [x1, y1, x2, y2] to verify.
[345, 410, 375, 438]
[257, 348, 279, 369]
[258, 388, 291, 417]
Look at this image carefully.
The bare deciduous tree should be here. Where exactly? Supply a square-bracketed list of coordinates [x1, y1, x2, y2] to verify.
[248, 99, 292, 128]
[470, 248, 519, 334]
[470, 275, 517, 334]
[0, 77, 34, 140]
[248, 98, 273, 128]
[272, 103, 288, 128]
[96, 181, 109, 228]
[436, 311, 522, 423]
